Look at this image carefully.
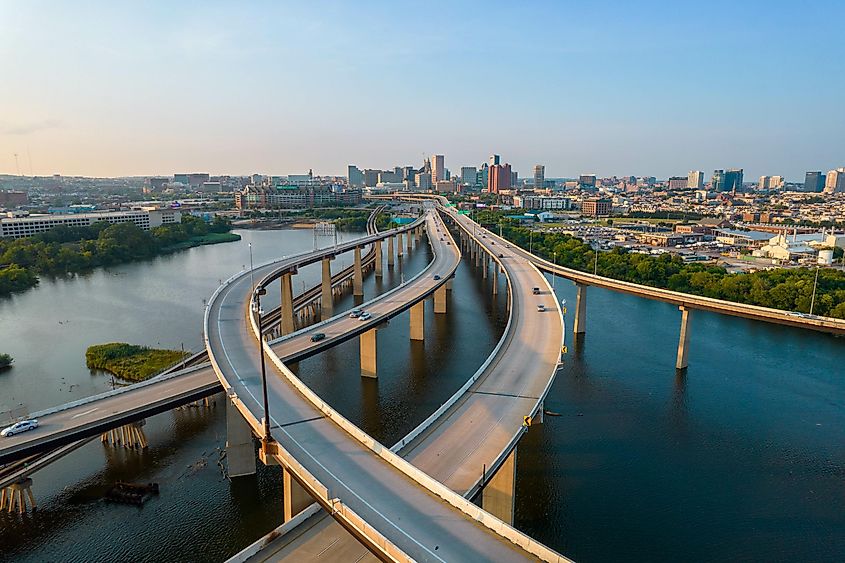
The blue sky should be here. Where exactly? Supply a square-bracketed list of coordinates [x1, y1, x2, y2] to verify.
[1, 0, 843, 180]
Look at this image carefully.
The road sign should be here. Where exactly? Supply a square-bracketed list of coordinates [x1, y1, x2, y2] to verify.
[523, 415, 531, 427]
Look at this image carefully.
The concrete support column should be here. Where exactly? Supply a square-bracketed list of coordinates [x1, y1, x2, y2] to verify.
[474, 243, 481, 266]
[407, 229, 413, 252]
[374, 240, 383, 277]
[321, 257, 333, 319]
[226, 399, 256, 477]
[482, 256, 488, 279]
[492, 262, 498, 294]
[410, 301, 425, 341]
[574, 283, 587, 335]
[360, 328, 378, 377]
[446, 277, 454, 291]
[353, 247, 363, 297]
[397, 233, 404, 257]
[1, 478, 35, 514]
[676, 306, 692, 370]
[283, 468, 312, 522]
[482, 447, 516, 525]
[434, 285, 447, 314]
[387, 235, 395, 267]
[280, 272, 295, 336]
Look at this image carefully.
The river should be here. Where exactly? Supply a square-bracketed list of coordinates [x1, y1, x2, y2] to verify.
[0, 226, 843, 562]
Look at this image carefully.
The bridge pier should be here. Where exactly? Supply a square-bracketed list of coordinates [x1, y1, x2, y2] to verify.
[1, 478, 35, 514]
[446, 277, 453, 291]
[321, 256, 334, 319]
[434, 285, 447, 314]
[353, 246, 364, 297]
[280, 272, 296, 336]
[492, 263, 498, 294]
[410, 301, 425, 341]
[374, 240, 383, 278]
[360, 328, 378, 378]
[284, 467, 312, 522]
[101, 420, 148, 449]
[482, 447, 516, 525]
[676, 306, 692, 370]
[226, 399, 256, 477]
[482, 255, 488, 279]
[407, 229, 413, 252]
[574, 283, 587, 335]
[397, 233, 404, 257]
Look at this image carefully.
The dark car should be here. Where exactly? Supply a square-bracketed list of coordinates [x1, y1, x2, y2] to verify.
[310, 333, 326, 342]
[433, 274, 441, 280]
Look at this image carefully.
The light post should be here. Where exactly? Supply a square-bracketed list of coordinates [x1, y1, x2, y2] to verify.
[529, 231, 533, 254]
[252, 286, 270, 442]
[810, 265, 820, 315]
[248, 242, 256, 296]
[593, 241, 599, 276]
[553, 251, 557, 294]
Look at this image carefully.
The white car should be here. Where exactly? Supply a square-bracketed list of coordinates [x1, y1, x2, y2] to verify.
[1, 419, 39, 437]
[359, 312, 372, 321]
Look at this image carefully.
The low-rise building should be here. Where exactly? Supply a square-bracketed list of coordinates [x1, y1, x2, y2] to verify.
[1, 208, 181, 239]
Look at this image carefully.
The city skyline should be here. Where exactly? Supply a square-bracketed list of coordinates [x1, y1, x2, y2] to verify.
[2, 1, 844, 179]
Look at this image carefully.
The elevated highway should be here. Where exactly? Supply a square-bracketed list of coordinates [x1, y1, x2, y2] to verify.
[0, 207, 410, 466]
[240, 203, 567, 562]
[207, 209, 568, 561]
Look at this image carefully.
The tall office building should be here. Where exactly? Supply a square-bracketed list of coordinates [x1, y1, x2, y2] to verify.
[578, 174, 597, 188]
[460, 166, 477, 185]
[758, 176, 783, 191]
[533, 165, 545, 189]
[712, 168, 743, 192]
[415, 172, 432, 191]
[804, 171, 825, 192]
[347, 165, 364, 187]
[825, 168, 845, 193]
[687, 170, 704, 189]
[432, 154, 445, 183]
[488, 163, 512, 194]
[490, 154, 500, 166]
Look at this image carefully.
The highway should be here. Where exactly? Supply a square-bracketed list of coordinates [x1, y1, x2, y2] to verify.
[0, 207, 407, 466]
[207, 209, 564, 561]
[240, 203, 567, 562]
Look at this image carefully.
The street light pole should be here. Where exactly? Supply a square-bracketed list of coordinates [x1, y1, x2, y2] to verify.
[594, 243, 599, 276]
[252, 287, 270, 441]
[810, 265, 820, 315]
[553, 251, 557, 294]
[248, 242, 256, 296]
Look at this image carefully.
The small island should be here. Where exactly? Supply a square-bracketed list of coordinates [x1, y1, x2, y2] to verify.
[0, 353, 13, 370]
[85, 343, 190, 382]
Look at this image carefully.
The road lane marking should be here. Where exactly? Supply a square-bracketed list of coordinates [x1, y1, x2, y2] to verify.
[71, 408, 98, 419]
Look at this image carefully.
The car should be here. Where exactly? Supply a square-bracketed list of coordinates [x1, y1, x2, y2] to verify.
[532, 287, 541, 295]
[433, 274, 441, 280]
[1, 419, 38, 437]
[491, 241, 495, 245]
[310, 332, 326, 342]
[537, 304, 546, 312]
[359, 312, 372, 321]
[498, 253, 504, 258]
[349, 309, 363, 318]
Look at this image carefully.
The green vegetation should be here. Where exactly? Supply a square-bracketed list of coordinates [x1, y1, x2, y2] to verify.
[0, 353, 13, 370]
[0, 215, 237, 297]
[85, 343, 189, 382]
[475, 210, 845, 319]
[300, 208, 392, 231]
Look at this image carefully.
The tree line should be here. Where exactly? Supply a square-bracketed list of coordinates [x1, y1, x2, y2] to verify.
[0, 215, 232, 297]
[475, 211, 845, 319]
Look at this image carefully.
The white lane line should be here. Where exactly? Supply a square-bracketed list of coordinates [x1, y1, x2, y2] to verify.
[71, 408, 98, 419]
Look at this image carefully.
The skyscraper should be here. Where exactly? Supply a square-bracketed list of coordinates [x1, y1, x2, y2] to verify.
[533, 164, 545, 189]
[432, 154, 445, 183]
[825, 168, 845, 193]
[347, 165, 364, 187]
[488, 163, 512, 194]
[460, 166, 477, 185]
[490, 154, 500, 166]
[804, 171, 825, 192]
[712, 169, 743, 192]
[687, 170, 704, 189]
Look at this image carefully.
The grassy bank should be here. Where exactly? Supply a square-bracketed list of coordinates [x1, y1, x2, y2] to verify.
[162, 231, 241, 252]
[85, 343, 190, 382]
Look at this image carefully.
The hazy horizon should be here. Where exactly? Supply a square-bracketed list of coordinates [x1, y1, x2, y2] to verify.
[2, 1, 844, 181]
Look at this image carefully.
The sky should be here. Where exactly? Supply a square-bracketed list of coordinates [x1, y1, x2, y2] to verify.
[1, 0, 844, 181]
